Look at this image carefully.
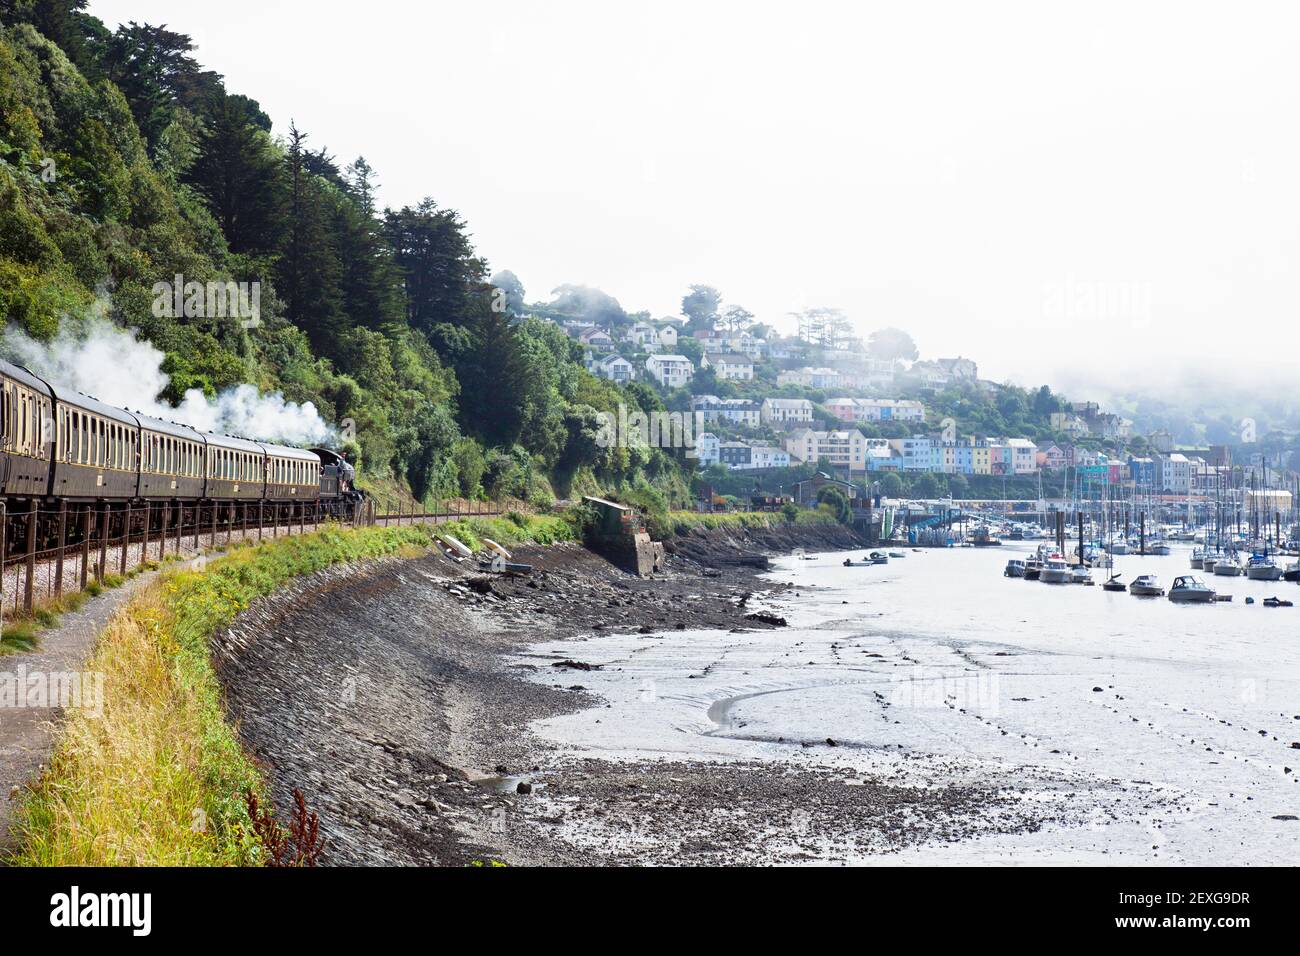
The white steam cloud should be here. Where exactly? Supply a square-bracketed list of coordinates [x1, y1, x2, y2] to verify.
[2, 317, 335, 446]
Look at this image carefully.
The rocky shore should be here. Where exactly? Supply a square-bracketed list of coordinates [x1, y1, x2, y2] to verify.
[212, 521, 1091, 865]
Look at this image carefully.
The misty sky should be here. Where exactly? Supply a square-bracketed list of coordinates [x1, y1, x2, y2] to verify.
[91, 1, 1300, 395]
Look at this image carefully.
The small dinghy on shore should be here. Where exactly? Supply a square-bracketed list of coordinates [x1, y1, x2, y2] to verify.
[842, 557, 874, 567]
[869, 551, 889, 565]
[1263, 596, 1294, 608]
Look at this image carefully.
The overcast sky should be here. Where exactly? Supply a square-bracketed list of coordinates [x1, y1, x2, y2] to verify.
[90, 1, 1300, 394]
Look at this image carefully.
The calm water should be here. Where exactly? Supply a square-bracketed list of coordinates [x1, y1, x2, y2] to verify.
[522, 542, 1300, 864]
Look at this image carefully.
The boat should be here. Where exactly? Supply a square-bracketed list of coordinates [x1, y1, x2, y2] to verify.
[1189, 547, 1204, 570]
[970, 526, 1002, 547]
[1069, 566, 1093, 585]
[1201, 551, 1222, 574]
[1039, 557, 1071, 584]
[1263, 596, 1294, 608]
[1023, 559, 1042, 581]
[1004, 559, 1027, 578]
[1284, 561, 1300, 583]
[1129, 574, 1165, 597]
[1212, 553, 1243, 577]
[842, 557, 874, 567]
[1168, 575, 1216, 603]
[1245, 554, 1283, 581]
[888, 550, 906, 559]
[1102, 574, 1127, 592]
[1148, 540, 1172, 556]
[869, 551, 889, 565]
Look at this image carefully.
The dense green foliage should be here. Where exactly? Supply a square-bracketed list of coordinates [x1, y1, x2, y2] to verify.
[0, 3, 691, 507]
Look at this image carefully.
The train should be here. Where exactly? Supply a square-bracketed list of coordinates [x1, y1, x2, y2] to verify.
[0, 356, 361, 512]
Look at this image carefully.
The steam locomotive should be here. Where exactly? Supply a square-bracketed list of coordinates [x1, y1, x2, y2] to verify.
[0, 356, 360, 510]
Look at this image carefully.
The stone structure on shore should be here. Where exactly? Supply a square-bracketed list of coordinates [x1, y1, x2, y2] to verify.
[581, 496, 666, 577]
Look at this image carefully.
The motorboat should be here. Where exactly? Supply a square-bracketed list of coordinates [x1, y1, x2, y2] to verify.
[1004, 559, 1027, 578]
[1148, 540, 1172, 556]
[1023, 559, 1042, 581]
[1189, 547, 1204, 570]
[842, 558, 874, 567]
[1068, 565, 1093, 585]
[888, 550, 906, 559]
[1263, 596, 1294, 608]
[1129, 574, 1165, 597]
[1245, 554, 1283, 581]
[1212, 553, 1243, 577]
[1284, 561, 1300, 583]
[1102, 574, 1126, 592]
[1039, 558, 1071, 584]
[970, 526, 1002, 547]
[1168, 575, 1216, 603]
[869, 551, 889, 565]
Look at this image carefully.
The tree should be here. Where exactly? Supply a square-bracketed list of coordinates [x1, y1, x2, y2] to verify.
[948, 474, 969, 499]
[867, 327, 919, 362]
[278, 122, 345, 352]
[490, 270, 525, 316]
[816, 485, 852, 524]
[718, 304, 754, 333]
[344, 156, 379, 216]
[186, 91, 283, 255]
[384, 198, 484, 336]
[681, 284, 721, 333]
[793, 307, 853, 349]
[879, 472, 903, 497]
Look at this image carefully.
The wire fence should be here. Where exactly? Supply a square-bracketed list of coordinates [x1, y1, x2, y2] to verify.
[0, 496, 504, 618]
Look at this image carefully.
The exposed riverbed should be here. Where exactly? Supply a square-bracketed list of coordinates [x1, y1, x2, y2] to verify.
[215, 533, 1299, 866]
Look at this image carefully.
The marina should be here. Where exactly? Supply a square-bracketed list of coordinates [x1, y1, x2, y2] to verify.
[522, 539, 1300, 864]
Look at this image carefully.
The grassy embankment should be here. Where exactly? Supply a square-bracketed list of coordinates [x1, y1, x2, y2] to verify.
[6, 513, 573, 866]
[663, 509, 840, 534]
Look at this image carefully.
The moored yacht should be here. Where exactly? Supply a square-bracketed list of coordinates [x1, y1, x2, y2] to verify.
[1213, 552, 1243, 576]
[1039, 557, 1071, 584]
[1129, 574, 1165, 596]
[1168, 575, 1216, 603]
[1246, 554, 1283, 581]
[1189, 547, 1204, 570]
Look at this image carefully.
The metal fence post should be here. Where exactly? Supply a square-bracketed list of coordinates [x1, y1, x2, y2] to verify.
[210, 502, 217, 547]
[79, 506, 90, 589]
[24, 502, 37, 613]
[160, 501, 169, 561]
[97, 503, 109, 583]
[54, 500, 67, 600]
[120, 503, 130, 575]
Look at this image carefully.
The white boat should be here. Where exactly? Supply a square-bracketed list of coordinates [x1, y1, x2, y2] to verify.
[1168, 575, 1216, 603]
[1189, 547, 1204, 570]
[1129, 574, 1164, 596]
[1039, 557, 1071, 584]
[1245, 554, 1283, 581]
[1201, 551, 1222, 574]
[1069, 566, 1093, 585]
[1148, 540, 1172, 556]
[1212, 553, 1243, 576]
[1004, 559, 1027, 578]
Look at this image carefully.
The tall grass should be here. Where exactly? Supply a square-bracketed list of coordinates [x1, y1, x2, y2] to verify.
[6, 515, 573, 866]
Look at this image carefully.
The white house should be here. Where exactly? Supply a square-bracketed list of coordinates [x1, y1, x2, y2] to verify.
[784, 428, 868, 472]
[760, 398, 814, 426]
[627, 321, 659, 348]
[578, 327, 614, 349]
[692, 432, 720, 468]
[655, 324, 679, 349]
[702, 352, 755, 381]
[748, 445, 792, 469]
[644, 354, 694, 388]
[594, 353, 635, 383]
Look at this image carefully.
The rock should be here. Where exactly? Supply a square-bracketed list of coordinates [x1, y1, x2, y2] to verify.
[1272, 814, 1297, 821]
[552, 659, 598, 671]
[745, 612, 787, 627]
[825, 738, 838, 747]
[1092, 686, 1104, 692]
[516, 782, 532, 795]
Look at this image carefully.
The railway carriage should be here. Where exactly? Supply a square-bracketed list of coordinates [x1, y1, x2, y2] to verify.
[263, 443, 321, 501]
[50, 392, 141, 501]
[205, 433, 267, 501]
[0, 362, 55, 498]
[137, 414, 207, 499]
